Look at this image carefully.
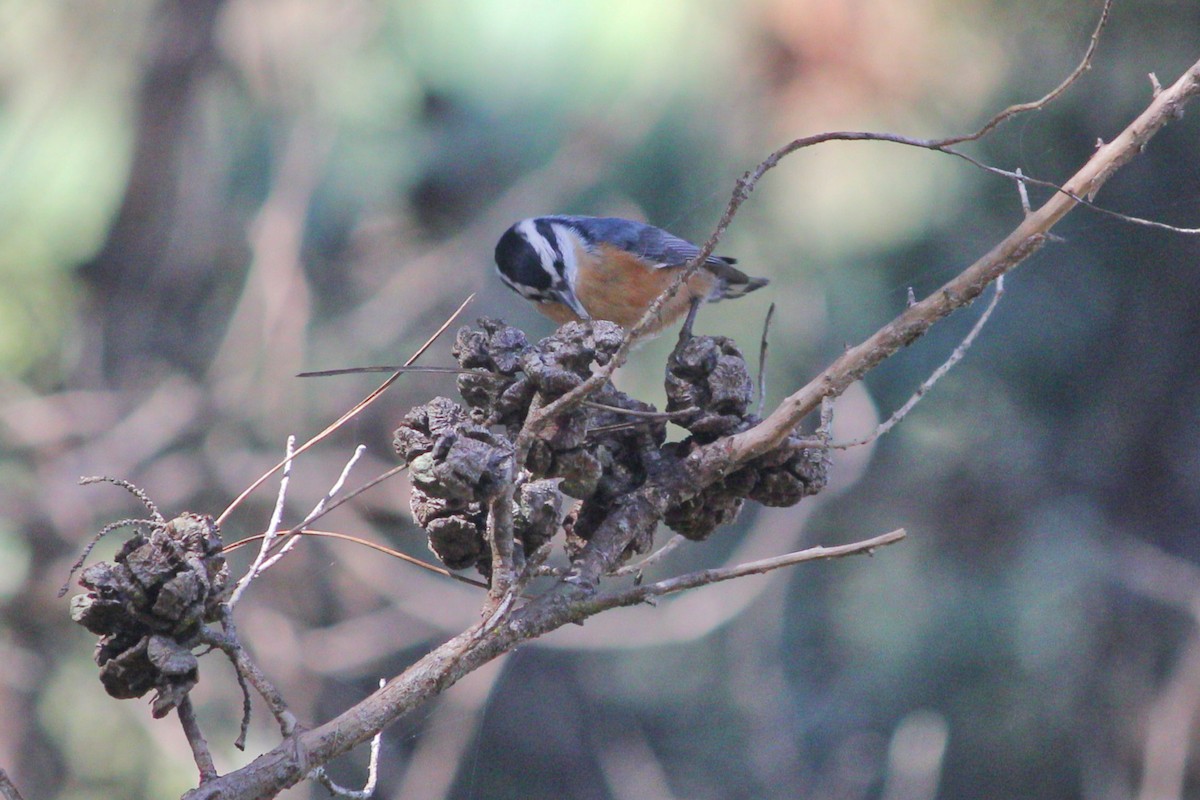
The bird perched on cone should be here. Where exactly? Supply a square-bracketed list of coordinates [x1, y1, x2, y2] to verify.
[494, 215, 768, 336]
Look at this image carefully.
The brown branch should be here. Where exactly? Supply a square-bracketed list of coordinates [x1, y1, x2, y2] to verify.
[485, 475, 518, 603]
[180, 528, 903, 800]
[756, 302, 776, 418]
[826, 276, 1007, 450]
[596, 529, 907, 609]
[936, 0, 1111, 146]
[179, 53, 1200, 800]
[202, 611, 298, 738]
[613, 534, 687, 579]
[177, 696, 218, 783]
[710, 58, 1200, 471]
[224, 528, 490, 589]
[511, 1, 1139, 463]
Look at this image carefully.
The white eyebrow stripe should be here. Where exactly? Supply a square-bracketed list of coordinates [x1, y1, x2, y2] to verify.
[550, 223, 583, 291]
[517, 218, 560, 283]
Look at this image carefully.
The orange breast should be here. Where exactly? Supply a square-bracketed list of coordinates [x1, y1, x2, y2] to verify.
[532, 243, 717, 335]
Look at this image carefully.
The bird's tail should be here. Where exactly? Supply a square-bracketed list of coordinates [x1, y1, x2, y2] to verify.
[707, 257, 769, 299]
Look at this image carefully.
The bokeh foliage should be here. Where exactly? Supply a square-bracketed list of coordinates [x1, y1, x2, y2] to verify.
[2, 1, 1199, 798]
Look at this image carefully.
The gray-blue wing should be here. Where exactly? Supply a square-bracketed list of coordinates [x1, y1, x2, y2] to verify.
[550, 216, 732, 267]
[550, 215, 767, 299]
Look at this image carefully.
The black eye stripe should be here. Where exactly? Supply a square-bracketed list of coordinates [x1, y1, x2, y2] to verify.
[533, 219, 559, 252]
[533, 219, 566, 273]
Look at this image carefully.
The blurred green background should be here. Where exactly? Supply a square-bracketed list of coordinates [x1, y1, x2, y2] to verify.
[2, 0, 1199, 798]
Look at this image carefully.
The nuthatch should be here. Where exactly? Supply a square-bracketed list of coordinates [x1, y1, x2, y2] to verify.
[495, 215, 768, 336]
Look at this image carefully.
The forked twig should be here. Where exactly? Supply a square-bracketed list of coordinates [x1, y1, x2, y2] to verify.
[309, 679, 384, 799]
[512, 1, 1146, 462]
[825, 276, 1007, 450]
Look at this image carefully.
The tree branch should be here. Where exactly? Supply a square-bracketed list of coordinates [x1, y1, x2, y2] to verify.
[711, 58, 1200, 470]
[180, 54, 1200, 800]
[594, 529, 907, 610]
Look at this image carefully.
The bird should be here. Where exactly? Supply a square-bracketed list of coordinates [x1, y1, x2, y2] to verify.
[494, 215, 768, 336]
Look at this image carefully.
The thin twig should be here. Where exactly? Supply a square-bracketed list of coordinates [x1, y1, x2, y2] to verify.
[486, 472, 518, 603]
[226, 529, 489, 589]
[935, 0, 1111, 146]
[1015, 168, 1032, 215]
[58, 517, 156, 597]
[228, 436, 297, 607]
[310, 679, 384, 799]
[178, 696, 219, 782]
[311, 462, 410, 521]
[220, 462, 412, 562]
[586, 419, 676, 436]
[582, 401, 692, 420]
[79, 475, 164, 521]
[830, 276, 1006, 450]
[613, 534, 687, 578]
[61, 476, 169, 595]
[297, 365, 475, 378]
[232, 655, 253, 751]
[252, 445, 368, 578]
[267, 437, 297, 533]
[204, 610, 298, 737]
[599, 529, 907, 607]
[216, 293, 474, 527]
[756, 302, 776, 417]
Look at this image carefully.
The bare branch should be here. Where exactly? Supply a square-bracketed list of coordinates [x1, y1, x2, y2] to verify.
[1015, 168, 1032, 215]
[309, 680, 384, 799]
[830, 276, 1006, 450]
[177, 696, 218, 783]
[936, 0, 1112, 146]
[186, 513, 902, 800]
[613, 534, 688, 579]
[712, 58, 1200, 471]
[61, 476, 170, 595]
[179, 51, 1200, 800]
[756, 302, 777, 418]
[582, 401, 691, 421]
[486, 474, 518, 603]
[58, 516, 155, 597]
[597, 529, 907, 609]
[228, 436, 297, 607]
[220, 462, 411, 562]
[203, 610, 298, 738]
[226, 528, 490, 589]
[79, 475, 165, 521]
[247, 445, 369, 583]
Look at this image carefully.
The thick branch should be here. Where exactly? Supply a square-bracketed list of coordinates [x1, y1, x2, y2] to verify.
[709, 58, 1200, 470]
[180, 57, 1200, 800]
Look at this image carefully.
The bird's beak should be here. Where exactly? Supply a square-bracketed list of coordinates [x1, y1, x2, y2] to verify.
[552, 288, 590, 320]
